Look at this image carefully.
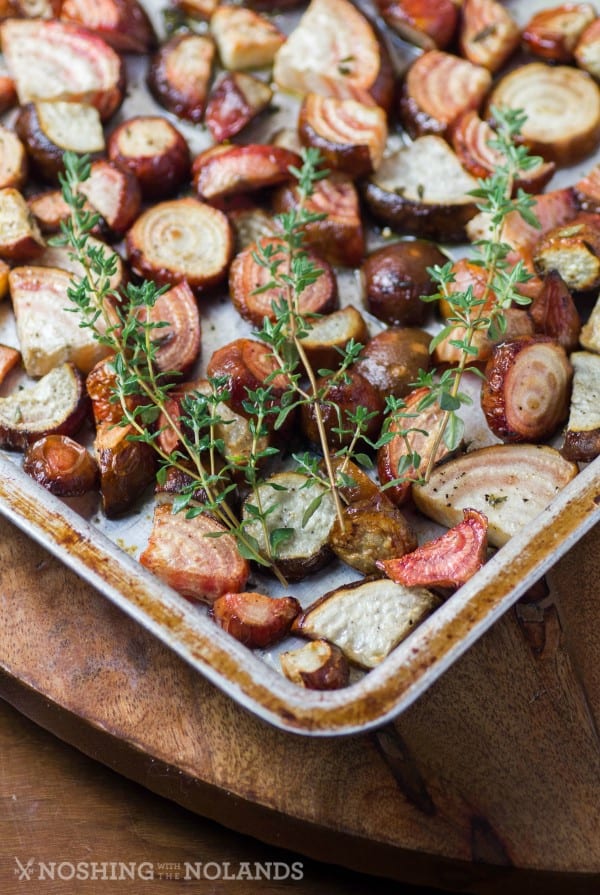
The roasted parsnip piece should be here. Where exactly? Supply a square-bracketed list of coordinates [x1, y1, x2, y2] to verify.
[533, 213, 600, 291]
[413, 444, 579, 547]
[459, 0, 520, 72]
[273, 0, 394, 110]
[280, 640, 349, 690]
[399, 50, 492, 139]
[529, 270, 581, 353]
[210, 5, 285, 70]
[563, 351, 600, 461]
[293, 577, 439, 668]
[229, 236, 337, 326]
[108, 116, 190, 200]
[0, 125, 27, 191]
[355, 327, 431, 401]
[204, 72, 272, 143]
[211, 592, 301, 648]
[298, 94, 387, 177]
[298, 305, 369, 371]
[379, 508, 488, 590]
[193, 144, 301, 204]
[523, 3, 595, 64]
[10, 265, 111, 377]
[375, 0, 458, 50]
[23, 435, 99, 497]
[126, 197, 233, 292]
[60, 0, 157, 54]
[0, 187, 42, 261]
[1, 18, 125, 120]
[487, 63, 600, 166]
[575, 18, 600, 79]
[364, 135, 479, 242]
[0, 344, 19, 386]
[330, 493, 418, 576]
[148, 32, 215, 123]
[16, 101, 105, 183]
[0, 363, 88, 451]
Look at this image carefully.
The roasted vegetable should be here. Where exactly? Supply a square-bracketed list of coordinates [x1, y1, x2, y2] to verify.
[23, 434, 99, 497]
[107, 116, 190, 200]
[193, 144, 301, 204]
[211, 591, 301, 648]
[522, 3, 595, 64]
[204, 72, 273, 143]
[459, 0, 520, 72]
[280, 639, 350, 690]
[299, 305, 369, 372]
[375, 0, 458, 50]
[528, 270, 581, 353]
[60, 0, 157, 54]
[206, 338, 289, 418]
[0, 188, 43, 261]
[533, 213, 600, 292]
[0, 343, 20, 386]
[142, 280, 201, 376]
[563, 351, 600, 461]
[210, 5, 285, 70]
[354, 327, 431, 400]
[330, 493, 417, 575]
[147, 32, 214, 123]
[0, 124, 27, 190]
[78, 160, 141, 237]
[300, 369, 383, 449]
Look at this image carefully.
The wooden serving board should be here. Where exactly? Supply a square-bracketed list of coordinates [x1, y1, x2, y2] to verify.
[1, 513, 600, 893]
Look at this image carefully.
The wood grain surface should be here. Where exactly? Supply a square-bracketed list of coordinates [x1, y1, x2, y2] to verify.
[1, 514, 600, 893]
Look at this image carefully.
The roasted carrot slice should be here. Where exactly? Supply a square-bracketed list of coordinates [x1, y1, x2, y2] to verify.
[523, 3, 595, 64]
[23, 435, 99, 497]
[211, 591, 301, 648]
[0, 344, 20, 385]
[459, 0, 520, 72]
[375, 0, 458, 50]
[147, 32, 215, 123]
[107, 116, 190, 200]
[60, 0, 157, 55]
[192, 144, 301, 203]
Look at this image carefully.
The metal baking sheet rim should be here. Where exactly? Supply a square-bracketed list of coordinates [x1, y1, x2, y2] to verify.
[1, 449, 598, 737]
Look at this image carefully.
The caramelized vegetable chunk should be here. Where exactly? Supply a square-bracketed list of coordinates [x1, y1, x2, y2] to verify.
[575, 17, 600, 79]
[207, 338, 289, 418]
[210, 5, 285, 70]
[94, 422, 156, 517]
[299, 305, 369, 372]
[204, 72, 272, 143]
[375, 0, 458, 50]
[533, 213, 600, 292]
[0, 344, 19, 385]
[0, 125, 27, 190]
[193, 144, 301, 204]
[563, 351, 600, 461]
[0, 188, 43, 261]
[143, 281, 201, 376]
[529, 270, 581, 353]
[148, 32, 214, 123]
[107, 116, 190, 200]
[280, 640, 350, 690]
[354, 327, 431, 400]
[60, 0, 157, 55]
[330, 493, 418, 576]
[300, 369, 384, 449]
[24, 434, 99, 497]
[523, 3, 596, 64]
[211, 591, 301, 648]
[459, 0, 520, 72]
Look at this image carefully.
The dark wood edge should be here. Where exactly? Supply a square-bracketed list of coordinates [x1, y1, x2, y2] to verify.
[1, 666, 599, 895]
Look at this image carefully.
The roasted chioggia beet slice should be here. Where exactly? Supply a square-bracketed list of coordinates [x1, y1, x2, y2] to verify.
[293, 577, 439, 669]
[242, 472, 337, 582]
[273, 0, 394, 111]
[280, 640, 349, 690]
[298, 305, 369, 372]
[0, 187, 43, 261]
[0, 125, 27, 191]
[0, 344, 20, 386]
[141, 281, 201, 377]
[126, 198, 233, 292]
[434, 306, 533, 370]
[413, 444, 579, 548]
[0, 363, 88, 451]
[23, 435, 99, 497]
[529, 271, 581, 354]
[300, 369, 384, 450]
[0, 18, 125, 121]
[35, 237, 127, 296]
[229, 236, 337, 327]
[399, 50, 492, 140]
[523, 3, 595, 64]
[354, 327, 431, 401]
[9, 266, 111, 377]
[298, 94, 387, 178]
[60, 0, 157, 54]
[78, 160, 141, 237]
[378, 508, 489, 590]
[206, 338, 290, 419]
[147, 32, 215, 123]
[204, 72, 272, 143]
[273, 175, 364, 268]
[140, 504, 249, 604]
[481, 336, 573, 444]
[563, 351, 600, 461]
[211, 591, 301, 648]
[459, 0, 520, 72]
[377, 387, 454, 507]
[375, 0, 458, 50]
[210, 5, 285, 70]
[28, 189, 88, 235]
[450, 111, 555, 193]
[330, 493, 418, 576]
[228, 206, 277, 253]
[108, 116, 190, 200]
[94, 421, 156, 518]
[363, 136, 479, 242]
[192, 144, 301, 204]
[575, 18, 600, 78]
[487, 64, 600, 167]
[86, 356, 147, 427]
[533, 213, 600, 292]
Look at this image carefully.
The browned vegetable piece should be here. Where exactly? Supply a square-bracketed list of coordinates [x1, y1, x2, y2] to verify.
[379, 508, 488, 590]
[23, 434, 99, 497]
[0, 18, 126, 121]
[94, 421, 156, 517]
[0, 124, 27, 190]
[29, 189, 84, 234]
[459, 0, 520, 72]
[434, 306, 534, 370]
[211, 591, 301, 648]
[12, 0, 62, 15]
[193, 144, 301, 204]
[139, 281, 201, 377]
[363, 136, 479, 243]
[487, 63, 600, 167]
[175, 0, 217, 19]
[575, 17, 600, 78]
[300, 369, 383, 449]
[0, 363, 88, 451]
[80, 159, 142, 237]
[280, 640, 350, 690]
[298, 94, 387, 178]
[481, 336, 573, 443]
[204, 72, 272, 143]
[147, 32, 215, 124]
[228, 206, 277, 253]
[0, 343, 20, 385]
[299, 305, 369, 372]
[210, 5, 285, 70]
[229, 237, 337, 327]
[293, 577, 439, 668]
[574, 162, 600, 212]
[377, 386, 452, 506]
[354, 327, 431, 400]
[522, 3, 595, 64]
[126, 197, 233, 292]
[413, 444, 579, 547]
[15, 101, 104, 183]
[0, 188, 43, 261]
[35, 237, 127, 296]
[107, 116, 190, 200]
[330, 492, 417, 575]
[450, 111, 556, 193]
[375, 0, 458, 50]
[362, 239, 446, 327]
[529, 270, 581, 353]
[0, 76, 17, 114]
[563, 351, 600, 461]
[272, 175, 364, 268]
[60, 0, 157, 54]
[533, 213, 600, 292]
[399, 50, 492, 140]
[206, 338, 289, 418]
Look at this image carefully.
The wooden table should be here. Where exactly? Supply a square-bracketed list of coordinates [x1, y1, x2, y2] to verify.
[1, 514, 600, 894]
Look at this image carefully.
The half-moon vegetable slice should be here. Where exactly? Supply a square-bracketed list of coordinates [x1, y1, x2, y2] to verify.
[60, 0, 157, 55]
[522, 3, 595, 64]
[148, 32, 215, 123]
[459, 0, 520, 72]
